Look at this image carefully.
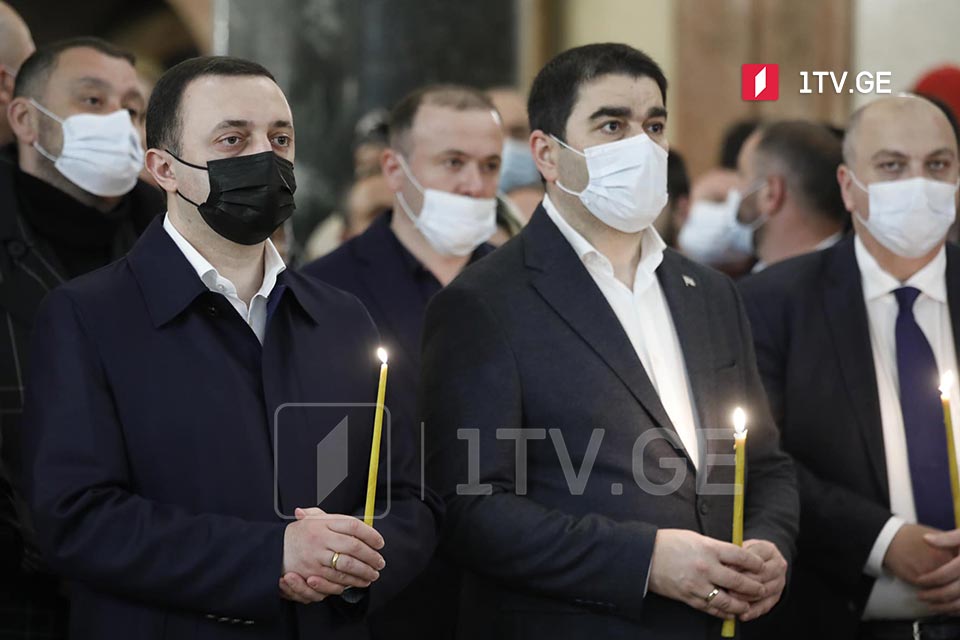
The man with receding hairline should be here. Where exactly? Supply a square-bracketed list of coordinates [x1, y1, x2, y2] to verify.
[740, 94, 960, 639]
[304, 83, 502, 640]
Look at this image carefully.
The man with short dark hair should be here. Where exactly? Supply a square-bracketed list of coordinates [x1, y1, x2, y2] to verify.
[22, 55, 439, 640]
[735, 120, 848, 271]
[0, 36, 162, 637]
[422, 43, 797, 639]
[303, 83, 502, 639]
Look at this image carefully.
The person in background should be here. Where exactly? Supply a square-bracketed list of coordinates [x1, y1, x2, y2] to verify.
[739, 94, 960, 640]
[1, 36, 163, 638]
[488, 86, 543, 222]
[735, 120, 847, 272]
[677, 119, 760, 277]
[654, 150, 690, 248]
[303, 83, 502, 640]
[0, 1, 33, 148]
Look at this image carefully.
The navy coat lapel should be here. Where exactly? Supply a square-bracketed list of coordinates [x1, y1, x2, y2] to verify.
[822, 237, 888, 499]
[522, 206, 681, 446]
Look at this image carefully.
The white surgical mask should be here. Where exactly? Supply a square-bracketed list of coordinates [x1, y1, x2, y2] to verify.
[396, 156, 497, 257]
[30, 99, 144, 197]
[850, 173, 958, 258]
[552, 132, 668, 233]
[499, 137, 541, 193]
[677, 185, 764, 265]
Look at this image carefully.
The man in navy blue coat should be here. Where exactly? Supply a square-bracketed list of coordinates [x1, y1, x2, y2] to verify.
[303, 85, 502, 640]
[20, 56, 440, 639]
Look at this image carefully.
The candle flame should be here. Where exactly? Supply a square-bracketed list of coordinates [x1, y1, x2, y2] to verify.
[733, 407, 747, 435]
[942, 370, 955, 398]
[377, 347, 388, 364]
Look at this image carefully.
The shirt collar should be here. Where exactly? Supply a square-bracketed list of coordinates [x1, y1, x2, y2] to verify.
[162, 213, 286, 301]
[854, 233, 947, 303]
[541, 194, 665, 292]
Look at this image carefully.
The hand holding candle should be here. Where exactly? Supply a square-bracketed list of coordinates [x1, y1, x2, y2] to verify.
[940, 371, 960, 529]
[722, 407, 748, 638]
[364, 347, 389, 527]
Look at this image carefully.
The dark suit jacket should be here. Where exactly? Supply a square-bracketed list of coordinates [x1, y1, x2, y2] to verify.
[738, 236, 960, 639]
[303, 212, 492, 640]
[421, 205, 799, 639]
[21, 218, 440, 639]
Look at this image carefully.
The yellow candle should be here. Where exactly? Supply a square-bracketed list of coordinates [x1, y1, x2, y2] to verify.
[364, 348, 388, 527]
[722, 407, 748, 639]
[940, 371, 960, 528]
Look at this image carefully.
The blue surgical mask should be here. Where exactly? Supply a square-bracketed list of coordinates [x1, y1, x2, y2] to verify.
[498, 137, 540, 193]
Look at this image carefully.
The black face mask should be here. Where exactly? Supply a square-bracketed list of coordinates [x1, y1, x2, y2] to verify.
[168, 150, 297, 245]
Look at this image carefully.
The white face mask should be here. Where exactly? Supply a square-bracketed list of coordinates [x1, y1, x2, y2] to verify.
[851, 173, 958, 258]
[676, 185, 765, 265]
[30, 99, 144, 197]
[395, 156, 497, 257]
[551, 132, 668, 233]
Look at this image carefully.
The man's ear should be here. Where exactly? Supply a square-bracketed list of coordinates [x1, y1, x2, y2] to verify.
[0, 67, 14, 109]
[530, 130, 556, 183]
[145, 149, 178, 195]
[381, 148, 404, 192]
[837, 164, 858, 215]
[7, 96, 38, 145]
[763, 174, 787, 217]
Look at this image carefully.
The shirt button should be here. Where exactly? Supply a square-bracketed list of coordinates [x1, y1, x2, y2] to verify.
[217, 284, 226, 292]
[698, 501, 710, 516]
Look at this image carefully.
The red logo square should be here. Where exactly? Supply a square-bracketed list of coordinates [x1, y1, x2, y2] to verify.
[742, 64, 779, 101]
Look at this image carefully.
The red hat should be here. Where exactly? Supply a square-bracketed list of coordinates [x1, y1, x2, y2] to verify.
[914, 65, 960, 121]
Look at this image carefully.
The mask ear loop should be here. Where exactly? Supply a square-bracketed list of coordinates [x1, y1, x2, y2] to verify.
[28, 99, 64, 163]
[548, 134, 587, 197]
[394, 154, 426, 224]
[166, 150, 209, 208]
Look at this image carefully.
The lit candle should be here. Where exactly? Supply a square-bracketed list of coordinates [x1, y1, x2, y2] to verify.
[722, 407, 748, 639]
[940, 371, 960, 528]
[364, 348, 389, 527]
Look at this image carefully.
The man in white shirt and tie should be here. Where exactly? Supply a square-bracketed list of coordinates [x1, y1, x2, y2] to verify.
[740, 94, 960, 640]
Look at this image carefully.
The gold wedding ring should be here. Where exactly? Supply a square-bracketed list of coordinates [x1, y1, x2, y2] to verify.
[704, 587, 721, 604]
[331, 551, 341, 571]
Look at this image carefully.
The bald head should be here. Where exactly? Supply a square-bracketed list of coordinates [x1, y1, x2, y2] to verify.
[0, 1, 33, 146]
[842, 94, 957, 168]
[0, 2, 33, 71]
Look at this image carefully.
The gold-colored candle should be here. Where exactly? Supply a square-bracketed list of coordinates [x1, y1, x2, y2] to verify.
[940, 371, 960, 528]
[722, 407, 747, 639]
[364, 348, 388, 527]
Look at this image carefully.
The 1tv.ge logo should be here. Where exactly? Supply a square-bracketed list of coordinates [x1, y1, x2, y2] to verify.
[742, 64, 779, 101]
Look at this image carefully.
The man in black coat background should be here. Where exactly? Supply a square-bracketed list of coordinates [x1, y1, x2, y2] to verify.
[0, 36, 162, 636]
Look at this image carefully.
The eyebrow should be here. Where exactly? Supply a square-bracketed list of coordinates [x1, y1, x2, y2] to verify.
[212, 119, 293, 132]
[587, 105, 668, 121]
[870, 148, 957, 159]
[72, 76, 112, 91]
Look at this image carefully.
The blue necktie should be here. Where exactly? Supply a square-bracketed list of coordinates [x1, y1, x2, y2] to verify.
[894, 286, 954, 530]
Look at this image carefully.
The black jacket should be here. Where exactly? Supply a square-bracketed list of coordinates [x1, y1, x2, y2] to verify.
[422, 205, 799, 639]
[0, 146, 161, 585]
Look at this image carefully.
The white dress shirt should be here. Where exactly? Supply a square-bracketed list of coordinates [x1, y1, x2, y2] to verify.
[542, 195, 702, 468]
[855, 235, 960, 620]
[163, 214, 286, 344]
